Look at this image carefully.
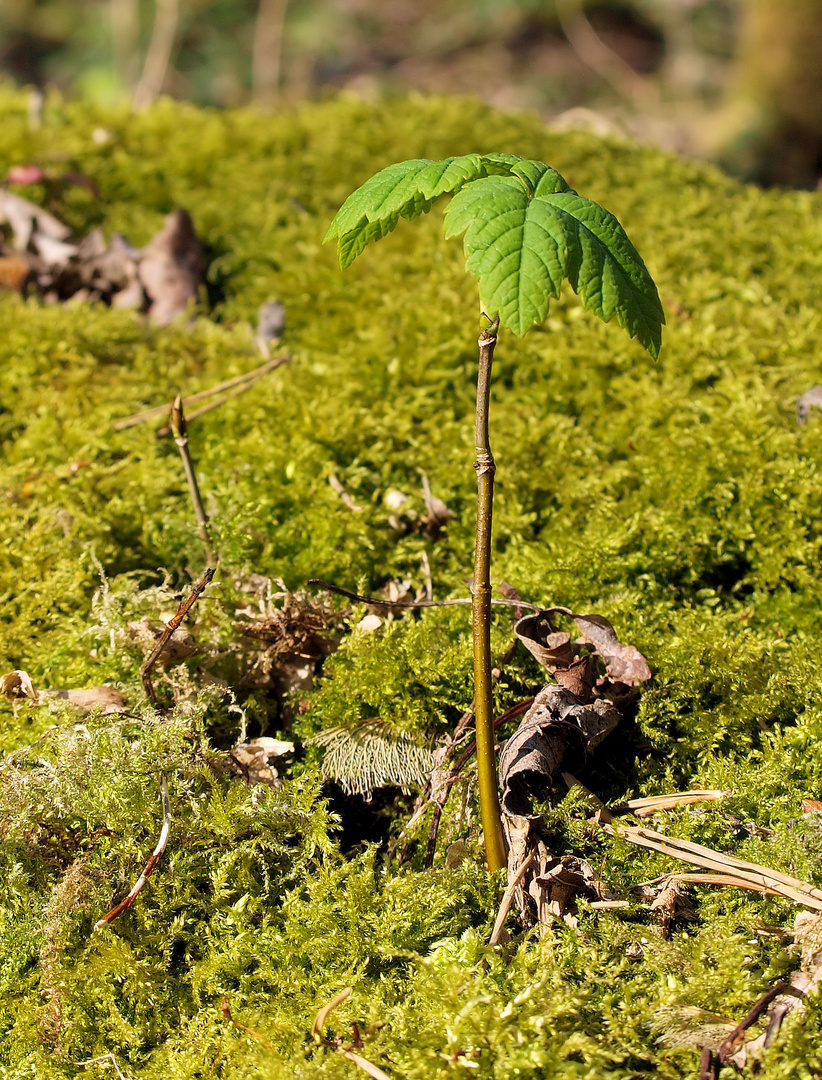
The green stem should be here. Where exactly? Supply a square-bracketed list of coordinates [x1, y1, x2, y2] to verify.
[473, 317, 507, 873]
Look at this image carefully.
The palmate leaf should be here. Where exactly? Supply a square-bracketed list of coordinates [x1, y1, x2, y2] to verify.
[326, 153, 664, 356]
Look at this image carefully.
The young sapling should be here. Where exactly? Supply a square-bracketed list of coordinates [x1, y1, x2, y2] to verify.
[326, 153, 664, 871]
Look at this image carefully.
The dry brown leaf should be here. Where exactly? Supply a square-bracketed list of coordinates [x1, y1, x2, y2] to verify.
[0, 189, 70, 250]
[41, 687, 127, 713]
[499, 814, 617, 934]
[515, 607, 650, 703]
[498, 685, 620, 818]
[229, 737, 294, 787]
[1, 670, 126, 713]
[0, 669, 38, 702]
[138, 209, 205, 325]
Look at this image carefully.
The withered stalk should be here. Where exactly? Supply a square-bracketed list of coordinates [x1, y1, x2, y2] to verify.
[93, 774, 171, 931]
[170, 394, 215, 564]
[140, 566, 214, 706]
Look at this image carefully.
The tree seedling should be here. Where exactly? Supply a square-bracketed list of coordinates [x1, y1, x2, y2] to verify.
[326, 153, 664, 871]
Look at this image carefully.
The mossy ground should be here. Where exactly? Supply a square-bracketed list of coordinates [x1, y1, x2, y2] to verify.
[2, 89, 822, 1078]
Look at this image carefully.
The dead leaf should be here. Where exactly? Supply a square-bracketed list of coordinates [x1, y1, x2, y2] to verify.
[515, 607, 650, 702]
[229, 736, 294, 787]
[0, 253, 31, 292]
[32, 232, 78, 266]
[0, 189, 70, 250]
[138, 209, 205, 325]
[797, 385, 822, 424]
[498, 685, 621, 818]
[41, 686, 127, 713]
[500, 813, 618, 932]
[649, 878, 697, 938]
[0, 669, 38, 702]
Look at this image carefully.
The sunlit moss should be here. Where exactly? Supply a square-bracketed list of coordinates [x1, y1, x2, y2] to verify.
[1, 89, 822, 1077]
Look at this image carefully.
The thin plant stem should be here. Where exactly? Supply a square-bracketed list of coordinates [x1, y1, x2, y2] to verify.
[114, 354, 289, 431]
[170, 394, 216, 564]
[473, 315, 506, 872]
[140, 566, 214, 706]
[94, 774, 171, 930]
[133, 0, 180, 109]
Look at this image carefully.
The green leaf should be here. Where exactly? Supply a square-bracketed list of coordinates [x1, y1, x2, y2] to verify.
[325, 155, 487, 269]
[445, 173, 664, 354]
[327, 154, 664, 355]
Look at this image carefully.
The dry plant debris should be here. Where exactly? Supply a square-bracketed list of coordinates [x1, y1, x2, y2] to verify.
[93, 774, 171, 931]
[0, 184, 205, 319]
[0, 669, 127, 714]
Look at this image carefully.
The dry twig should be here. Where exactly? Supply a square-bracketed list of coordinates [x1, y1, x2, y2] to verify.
[74, 1054, 130, 1080]
[489, 850, 536, 946]
[170, 395, 215, 563]
[313, 987, 392, 1080]
[328, 473, 363, 513]
[308, 579, 541, 613]
[114, 354, 289, 431]
[140, 567, 215, 706]
[94, 775, 171, 931]
[221, 998, 275, 1053]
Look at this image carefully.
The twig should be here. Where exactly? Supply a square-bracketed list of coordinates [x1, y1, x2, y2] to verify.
[420, 549, 433, 602]
[307, 579, 541, 613]
[94, 775, 171, 931]
[698, 983, 799, 1080]
[140, 567, 215, 706]
[313, 988, 392, 1080]
[221, 998, 275, 1053]
[170, 395, 216, 564]
[133, 0, 180, 109]
[74, 1054, 130, 1080]
[489, 849, 536, 946]
[328, 473, 363, 513]
[114, 354, 289, 431]
[554, 0, 657, 109]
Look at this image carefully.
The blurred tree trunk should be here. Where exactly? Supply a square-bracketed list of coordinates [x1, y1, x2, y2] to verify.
[133, 0, 180, 110]
[253, 0, 289, 107]
[717, 0, 822, 186]
[111, 0, 140, 97]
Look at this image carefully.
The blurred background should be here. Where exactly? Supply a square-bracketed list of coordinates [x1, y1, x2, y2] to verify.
[2, 0, 822, 188]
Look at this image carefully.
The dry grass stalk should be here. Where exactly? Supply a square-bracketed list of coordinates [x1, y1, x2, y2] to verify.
[140, 567, 215, 706]
[114, 354, 289, 431]
[93, 774, 171, 931]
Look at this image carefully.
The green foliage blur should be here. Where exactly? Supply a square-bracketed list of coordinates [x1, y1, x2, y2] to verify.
[1, 0, 736, 112]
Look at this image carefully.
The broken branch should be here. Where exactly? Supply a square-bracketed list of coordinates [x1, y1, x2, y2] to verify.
[140, 567, 215, 706]
[94, 774, 171, 931]
[308, 579, 541, 613]
[312, 987, 392, 1080]
[113, 354, 289, 431]
[221, 997, 275, 1053]
[170, 395, 215, 563]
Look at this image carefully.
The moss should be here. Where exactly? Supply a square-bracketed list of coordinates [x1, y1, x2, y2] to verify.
[1, 88, 822, 1076]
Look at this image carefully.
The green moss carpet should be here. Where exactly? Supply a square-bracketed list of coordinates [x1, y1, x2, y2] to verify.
[2, 89, 822, 1078]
